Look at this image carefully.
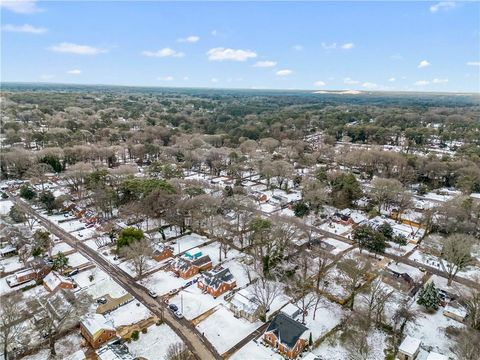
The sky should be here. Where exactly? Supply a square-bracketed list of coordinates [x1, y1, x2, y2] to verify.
[1, 0, 479, 92]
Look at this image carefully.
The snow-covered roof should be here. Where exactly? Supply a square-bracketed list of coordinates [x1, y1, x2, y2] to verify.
[43, 271, 74, 292]
[81, 314, 115, 339]
[230, 288, 260, 314]
[443, 302, 467, 319]
[426, 352, 448, 360]
[398, 335, 421, 356]
[280, 303, 302, 319]
[0, 244, 16, 255]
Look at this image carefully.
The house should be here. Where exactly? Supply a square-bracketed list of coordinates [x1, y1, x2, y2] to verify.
[0, 244, 16, 257]
[43, 271, 76, 292]
[397, 336, 421, 360]
[197, 267, 236, 298]
[152, 243, 173, 262]
[443, 301, 467, 323]
[172, 253, 212, 279]
[263, 313, 309, 359]
[229, 288, 262, 322]
[183, 247, 203, 261]
[80, 314, 117, 349]
[385, 262, 423, 286]
[425, 352, 448, 360]
[5, 258, 52, 287]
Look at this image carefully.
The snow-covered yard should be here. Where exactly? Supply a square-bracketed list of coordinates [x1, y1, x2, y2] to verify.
[167, 233, 209, 255]
[73, 267, 127, 299]
[127, 323, 182, 360]
[322, 237, 353, 255]
[170, 286, 224, 320]
[230, 340, 282, 360]
[0, 255, 24, 273]
[66, 252, 90, 268]
[196, 305, 263, 354]
[140, 270, 186, 296]
[0, 200, 13, 215]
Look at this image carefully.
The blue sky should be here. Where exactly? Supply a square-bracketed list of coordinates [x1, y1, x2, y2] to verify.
[1, 0, 479, 92]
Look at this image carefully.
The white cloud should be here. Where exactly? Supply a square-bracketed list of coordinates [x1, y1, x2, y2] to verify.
[49, 42, 107, 55]
[211, 78, 219, 83]
[157, 76, 174, 81]
[432, 78, 448, 84]
[67, 69, 81, 75]
[2, 24, 47, 34]
[388, 77, 396, 82]
[178, 35, 199, 43]
[142, 48, 184, 58]
[207, 47, 257, 61]
[211, 30, 218, 36]
[253, 60, 277, 68]
[322, 42, 354, 50]
[466, 61, 480, 66]
[321, 42, 337, 50]
[362, 82, 378, 89]
[418, 60, 431, 68]
[314, 81, 326, 87]
[276, 69, 292, 76]
[183, 76, 189, 80]
[414, 80, 430, 86]
[292, 45, 303, 51]
[430, 1, 456, 13]
[0, 0, 42, 14]
[344, 77, 360, 85]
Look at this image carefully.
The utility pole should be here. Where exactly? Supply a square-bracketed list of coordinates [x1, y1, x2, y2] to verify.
[181, 293, 184, 313]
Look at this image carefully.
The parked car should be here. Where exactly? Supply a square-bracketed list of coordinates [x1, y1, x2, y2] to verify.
[168, 304, 178, 312]
[148, 290, 158, 298]
[97, 297, 107, 305]
[169, 288, 179, 295]
[68, 268, 79, 277]
[174, 311, 184, 319]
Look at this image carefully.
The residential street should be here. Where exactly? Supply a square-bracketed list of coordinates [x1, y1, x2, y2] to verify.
[10, 195, 222, 360]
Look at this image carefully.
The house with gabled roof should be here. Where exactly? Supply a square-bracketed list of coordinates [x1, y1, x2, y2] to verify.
[263, 312, 309, 359]
[152, 243, 173, 262]
[80, 314, 117, 349]
[197, 266, 236, 298]
[43, 271, 75, 292]
[172, 251, 212, 279]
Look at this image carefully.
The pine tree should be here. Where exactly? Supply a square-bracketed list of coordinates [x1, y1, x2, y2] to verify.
[417, 282, 440, 311]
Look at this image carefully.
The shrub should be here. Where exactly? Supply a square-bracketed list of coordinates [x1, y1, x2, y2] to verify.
[141, 328, 148, 334]
[131, 330, 140, 341]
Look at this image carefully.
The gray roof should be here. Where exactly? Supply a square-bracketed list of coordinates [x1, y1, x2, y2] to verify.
[266, 313, 308, 349]
[201, 267, 234, 290]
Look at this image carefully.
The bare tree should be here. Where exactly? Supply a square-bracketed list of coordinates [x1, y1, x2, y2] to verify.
[462, 281, 480, 330]
[440, 234, 474, 286]
[369, 177, 403, 212]
[342, 311, 371, 360]
[392, 300, 417, 356]
[452, 327, 480, 360]
[164, 342, 195, 360]
[360, 278, 393, 327]
[0, 292, 27, 360]
[338, 258, 371, 310]
[289, 252, 315, 323]
[120, 238, 154, 277]
[35, 289, 92, 356]
[251, 277, 282, 320]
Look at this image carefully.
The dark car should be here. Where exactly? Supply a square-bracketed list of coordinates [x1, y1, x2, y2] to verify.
[68, 268, 79, 277]
[168, 304, 178, 312]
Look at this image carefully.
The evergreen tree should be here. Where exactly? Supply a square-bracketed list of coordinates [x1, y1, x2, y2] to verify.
[417, 282, 440, 311]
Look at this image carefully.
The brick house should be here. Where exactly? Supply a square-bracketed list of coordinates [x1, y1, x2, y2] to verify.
[43, 271, 76, 292]
[152, 243, 173, 262]
[197, 267, 236, 298]
[80, 314, 117, 349]
[172, 254, 212, 279]
[263, 313, 309, 359]
[6, 258, 52, 287]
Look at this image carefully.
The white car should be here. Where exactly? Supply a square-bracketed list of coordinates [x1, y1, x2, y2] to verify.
[148, 290, 158, 298]
[174, 310, 184, 319]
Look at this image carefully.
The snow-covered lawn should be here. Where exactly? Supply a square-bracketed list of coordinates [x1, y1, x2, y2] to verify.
[73, 267, 127, 299]
[221, 257, 254, 288]
[51, 241, 74, 256]
[196, 305, 263, 354]
[385, 242, 416, 257]
[21, 333, 84, 360]
[322, 238, 353, 255]
[406, 302, 465, 357]
[0, 255, 24, 273]
[140, 270, 186, 296]
[118, 257, 159, 277]
[313, 328, 388, 360]
[319, 221, 352, 236]
[295, 295, 345, 340]
[260, 203, 278, 213]
[0, 278, 35, 296]
[106, 300, 152, 327]
[168, 233, 208, 255]
[231, 340, 282, 360]
[127, 323, 182, 360]
[170, 286, 224, 320]
[66, 252, 90, 268]
[0, 200, 13, 215]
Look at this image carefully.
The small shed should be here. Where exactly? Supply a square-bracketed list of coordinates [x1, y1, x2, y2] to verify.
[398, 335, 421, 360]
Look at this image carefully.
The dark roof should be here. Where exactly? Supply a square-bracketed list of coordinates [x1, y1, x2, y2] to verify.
[201, 267, 234, 290]
[192, 255, 212, 267]
[266, 313, 308, 349]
